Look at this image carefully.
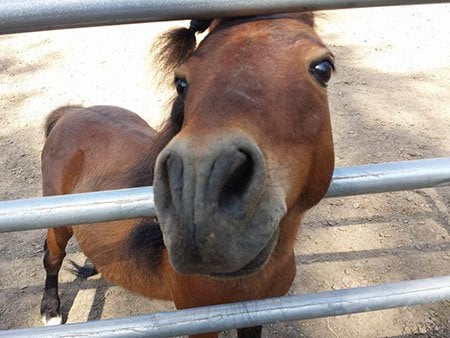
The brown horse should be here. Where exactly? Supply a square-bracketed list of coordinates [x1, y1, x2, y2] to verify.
[40, 13, 335, 337]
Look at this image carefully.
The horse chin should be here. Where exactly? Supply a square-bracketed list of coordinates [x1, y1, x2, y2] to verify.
[206, 229, 279, 280]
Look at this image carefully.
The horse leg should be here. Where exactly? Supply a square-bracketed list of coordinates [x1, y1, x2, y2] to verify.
[237, 326, 262, 338]
[168, 278, 263, 338]
[190, 326, 262, 338]
[40, 227, 73, 325]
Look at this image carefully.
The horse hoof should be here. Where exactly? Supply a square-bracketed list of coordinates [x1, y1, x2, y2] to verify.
[42, 315, 62, 326]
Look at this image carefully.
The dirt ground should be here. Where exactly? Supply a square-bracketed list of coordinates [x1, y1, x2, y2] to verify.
[0, 4, 449, 337]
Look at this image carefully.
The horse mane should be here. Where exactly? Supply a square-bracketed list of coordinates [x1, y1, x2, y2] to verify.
[125, 102, 188, 271]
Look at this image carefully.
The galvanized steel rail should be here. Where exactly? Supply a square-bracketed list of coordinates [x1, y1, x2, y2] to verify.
[0, 157, 449, 233]
[0, 0, 449, 35]
[0, 188, 155, 233]
[2, 275, 450, 337]
[326, 157, 450, 197]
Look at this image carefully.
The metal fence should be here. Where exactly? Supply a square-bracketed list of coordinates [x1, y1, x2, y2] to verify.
[1, 0, 449, 337]
[3, 276, 450, 337]
[0, 0, 449, 35]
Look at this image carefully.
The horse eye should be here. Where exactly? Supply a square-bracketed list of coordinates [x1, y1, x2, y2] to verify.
[310, 59, 335, 87]
[175, 78, 188, 95]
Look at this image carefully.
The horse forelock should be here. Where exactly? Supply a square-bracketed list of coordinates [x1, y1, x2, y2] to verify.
[152, 20, 212, 85]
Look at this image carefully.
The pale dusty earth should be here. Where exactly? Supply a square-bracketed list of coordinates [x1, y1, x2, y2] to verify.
[0, 4, 449, 338]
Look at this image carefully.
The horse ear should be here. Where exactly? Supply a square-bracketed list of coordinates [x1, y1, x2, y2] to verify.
[189, 19, 213, 33]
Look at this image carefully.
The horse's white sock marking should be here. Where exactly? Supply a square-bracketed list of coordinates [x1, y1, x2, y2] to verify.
[42, 315, 62, 326]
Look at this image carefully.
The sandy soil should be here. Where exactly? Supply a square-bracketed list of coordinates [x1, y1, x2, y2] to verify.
[0, 4, 449, 337]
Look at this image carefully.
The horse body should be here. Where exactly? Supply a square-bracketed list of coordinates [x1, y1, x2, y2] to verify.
[41, 13, 334, 338]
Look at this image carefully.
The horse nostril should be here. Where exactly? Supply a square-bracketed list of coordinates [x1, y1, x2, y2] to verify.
[156, 137, 266, 228]
[218, 149, 260, 217]
[220, 151, 253, 202]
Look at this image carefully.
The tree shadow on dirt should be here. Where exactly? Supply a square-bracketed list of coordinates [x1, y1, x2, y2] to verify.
[59, 270, 109, 324]
[0, 276, 108, 329]
[0, 37, 62, 200]
[293, 42, 449, 337]
[328, 47, 449, 163]
[0, 36, 57, 78]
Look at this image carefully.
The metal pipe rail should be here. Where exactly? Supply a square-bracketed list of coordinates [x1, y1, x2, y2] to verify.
[326, 157, 450, 197]
[0, 157, 449, 233]
[1, 275, 449, 337]
[1, 0, 449, 35]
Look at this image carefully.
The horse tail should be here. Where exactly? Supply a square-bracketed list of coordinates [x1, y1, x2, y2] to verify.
[66, 259, 98, 279]
[45, 105, 84, 138]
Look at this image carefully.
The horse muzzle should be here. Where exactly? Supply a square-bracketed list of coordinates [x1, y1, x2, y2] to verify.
[154, 133, 286, 278]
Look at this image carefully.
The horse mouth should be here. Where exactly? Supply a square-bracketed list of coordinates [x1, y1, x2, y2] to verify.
[207, 229, 279, 280]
